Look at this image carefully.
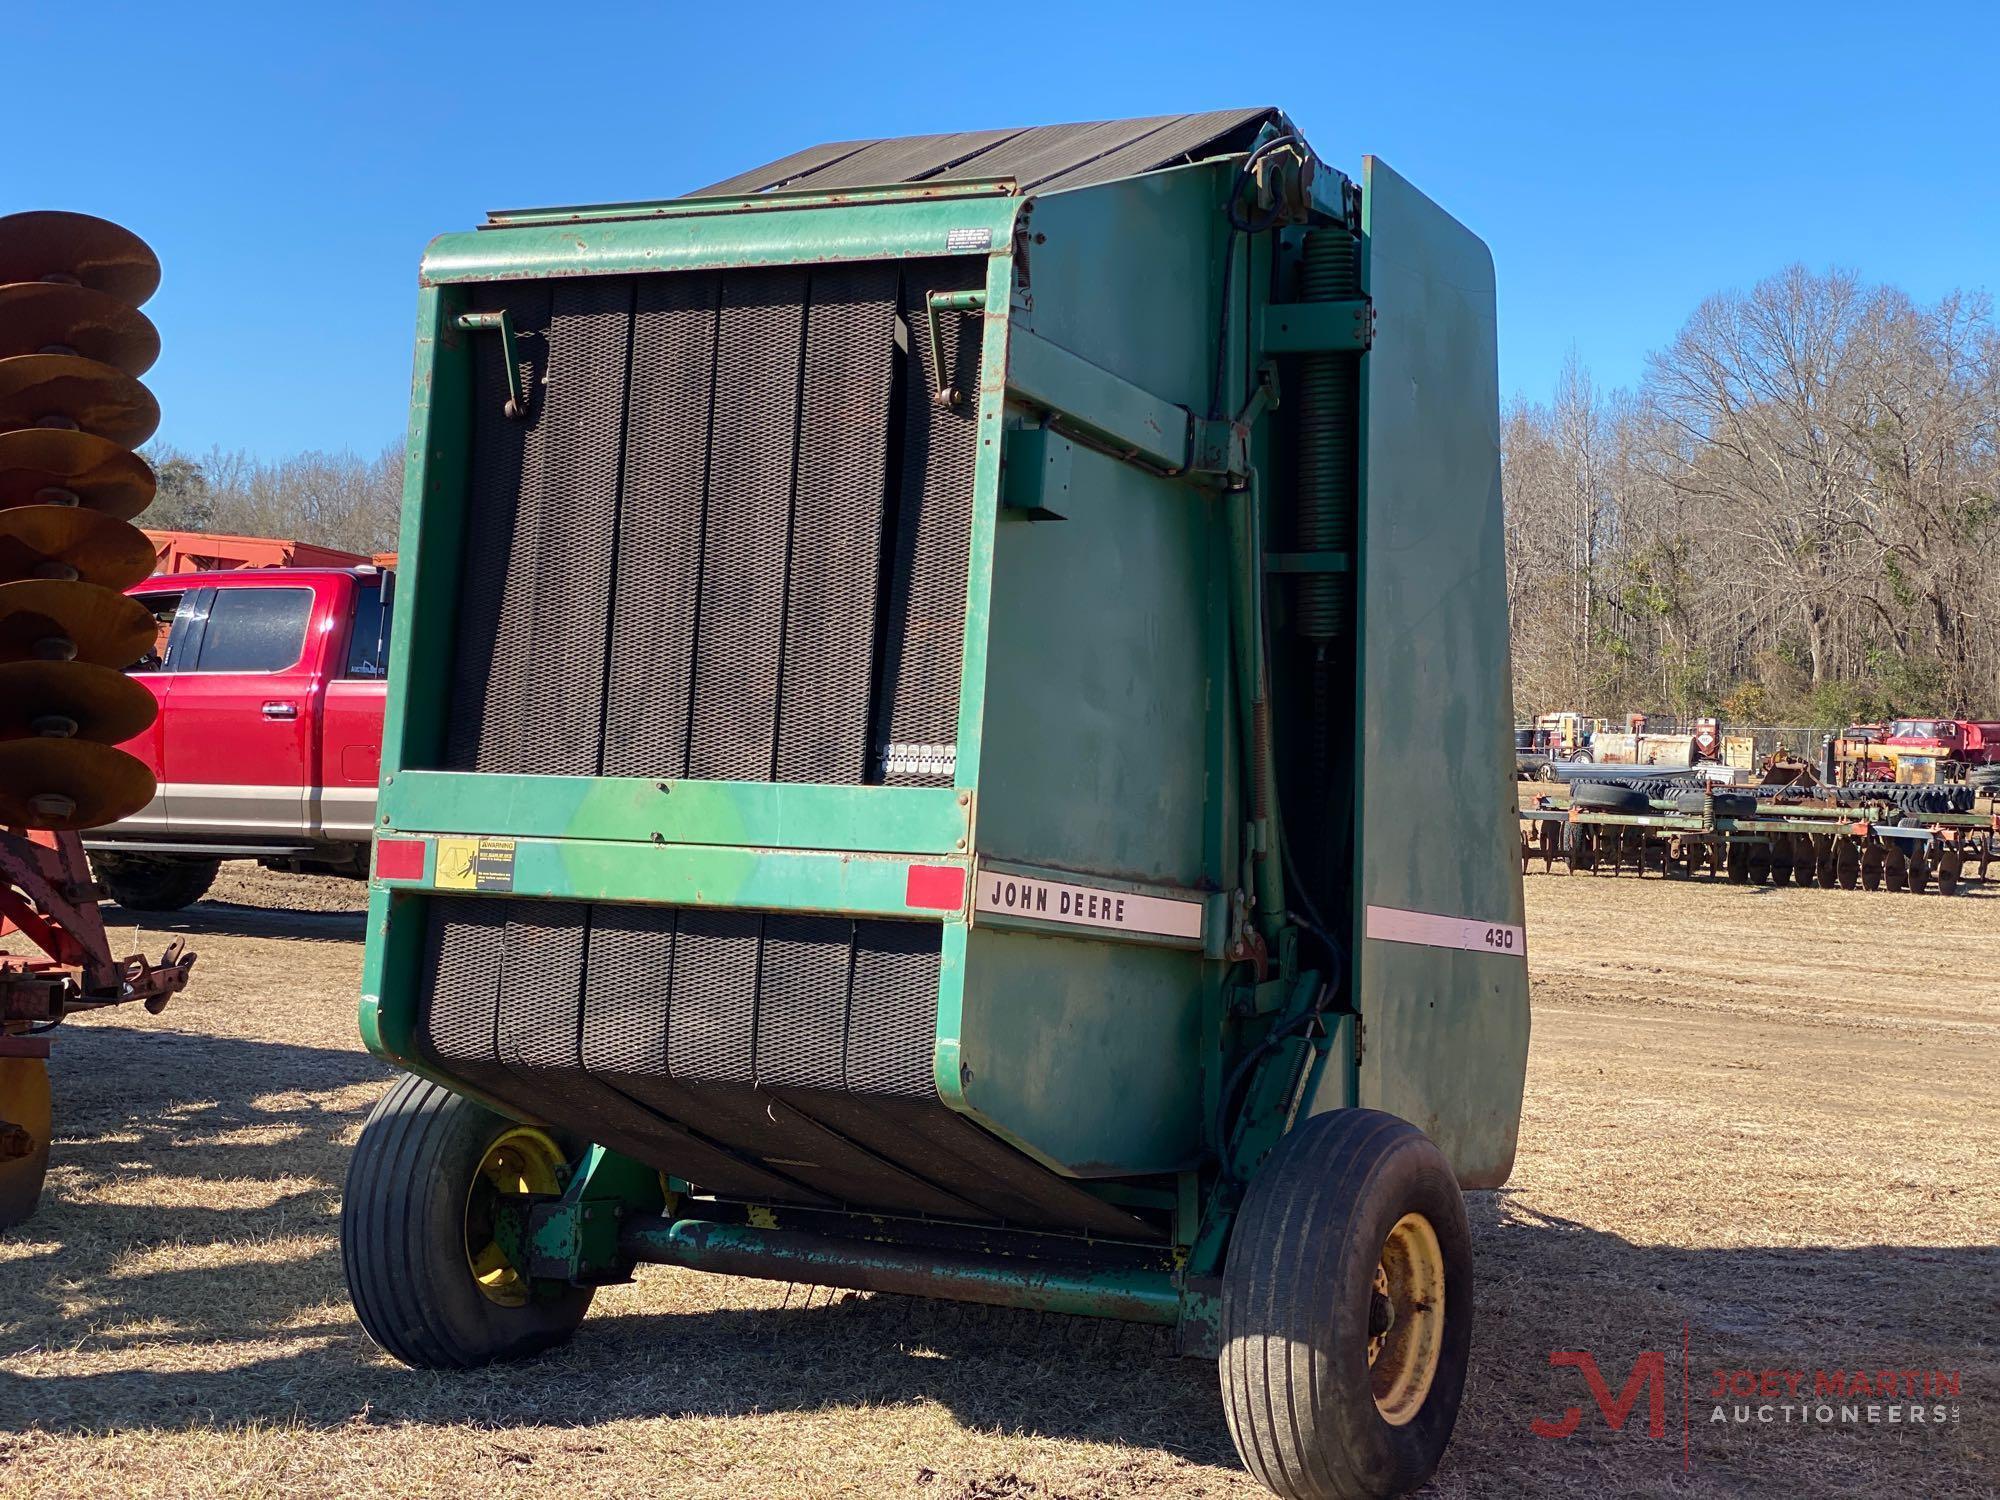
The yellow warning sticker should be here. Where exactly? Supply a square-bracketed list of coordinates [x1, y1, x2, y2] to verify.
[435, 836, 516, 892]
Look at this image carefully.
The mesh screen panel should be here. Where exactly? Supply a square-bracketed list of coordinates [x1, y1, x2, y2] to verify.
[601, 272, 719, 778]
[685, 274, 805, 781]
[874, 264, 983, 784]
[775, 266, 897, 783]
[413, 896, 1152, 1237]
[434, 260, 976, 788]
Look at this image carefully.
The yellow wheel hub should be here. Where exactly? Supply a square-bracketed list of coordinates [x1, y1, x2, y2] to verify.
[1367, 1211, 1446, 1426]
[0, 1055, 53, 1230]
[463, 1125, 565, 1307]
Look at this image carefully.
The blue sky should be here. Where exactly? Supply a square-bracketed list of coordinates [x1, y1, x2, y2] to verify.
[17, 2, 1998, 459]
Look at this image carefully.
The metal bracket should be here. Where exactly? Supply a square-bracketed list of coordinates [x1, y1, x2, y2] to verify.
[455, 309, 529, 419]
[526, 1143, 666, 1285]
[1261, 299, 1373, 354]
[1190, 361, 1281, 483]
[924, 290, 987, 408]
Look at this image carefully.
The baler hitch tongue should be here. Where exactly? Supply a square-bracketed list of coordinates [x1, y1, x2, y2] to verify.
[122, 937, 196, 1015]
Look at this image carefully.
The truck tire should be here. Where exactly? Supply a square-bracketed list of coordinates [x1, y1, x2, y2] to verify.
[94, 854, 220, 912]
[1570, 782, 1650, 815]
[341, 1073, 594, 1369]
[1671, 790, 1756, 820]
[1221, 1109, 1472, 1500]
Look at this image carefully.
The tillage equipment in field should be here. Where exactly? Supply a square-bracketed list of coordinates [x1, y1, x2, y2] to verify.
[0, 211, 195, 1227]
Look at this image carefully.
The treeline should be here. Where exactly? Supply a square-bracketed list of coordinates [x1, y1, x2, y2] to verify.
[1503, 265, 2000, 726]
[140, 442, 405, 557]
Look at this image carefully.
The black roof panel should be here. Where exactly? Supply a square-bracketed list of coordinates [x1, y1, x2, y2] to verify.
[692, 108, 1277, 197]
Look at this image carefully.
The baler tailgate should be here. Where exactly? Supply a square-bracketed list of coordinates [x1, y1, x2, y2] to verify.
[1353, 158, 1529, 1186]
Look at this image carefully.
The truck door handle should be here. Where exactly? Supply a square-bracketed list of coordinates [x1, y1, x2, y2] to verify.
[261, 701, 299, 720]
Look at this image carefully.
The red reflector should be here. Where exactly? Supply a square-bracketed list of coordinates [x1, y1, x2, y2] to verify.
[374, 838, 426, 881]
[905, 863, 967, 911]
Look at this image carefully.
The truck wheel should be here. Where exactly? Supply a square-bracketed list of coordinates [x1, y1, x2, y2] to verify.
[94, 854, 220, 912]
[341, 1073, 593, 1369]
[1221, 1109, 1472, 1500]
[0, 1057, 51, 1230]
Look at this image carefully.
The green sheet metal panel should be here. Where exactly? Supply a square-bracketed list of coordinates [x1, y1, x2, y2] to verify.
[949, 926, 1206, 1176]
[934, 163, 1231, 1176]
[1352, 158, 1529, 1188]
[419, 194, 1026, 285]
[978, 440, 1215, 887]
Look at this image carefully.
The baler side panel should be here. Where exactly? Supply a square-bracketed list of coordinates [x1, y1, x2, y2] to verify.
[955, 926, 1205, 1176]
[978, 166, 1228, 889]
[942, 168, 1227, 1178]
[1352, 158, 1529, 1188]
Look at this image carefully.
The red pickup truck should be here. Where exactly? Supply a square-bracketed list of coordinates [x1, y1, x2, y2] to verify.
[86, 567, 391, 909]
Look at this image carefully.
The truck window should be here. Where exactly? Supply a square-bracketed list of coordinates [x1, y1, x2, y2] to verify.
[191, 588, 313, 673]
[128, 591, 185, 672]
[344, 583, 392, 679]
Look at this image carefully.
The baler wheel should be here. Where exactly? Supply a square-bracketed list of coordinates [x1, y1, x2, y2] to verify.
[0, 1057, 51, 1230]
[341, 1073, 593, 1368]
[1220, 1108, 1471, 1500]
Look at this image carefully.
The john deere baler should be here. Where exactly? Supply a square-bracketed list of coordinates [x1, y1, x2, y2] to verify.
[344, 108, 1528, 1500]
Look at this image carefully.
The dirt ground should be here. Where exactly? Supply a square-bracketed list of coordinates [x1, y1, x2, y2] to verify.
[0, 862, 1993, 1498]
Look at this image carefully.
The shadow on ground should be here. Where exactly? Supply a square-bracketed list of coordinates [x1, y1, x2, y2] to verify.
[103, 899, 368, 943]
[0, 1023, 1992, 1497]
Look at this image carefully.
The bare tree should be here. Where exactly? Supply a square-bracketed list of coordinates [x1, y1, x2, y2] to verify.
[137, 442, 405, 555]
[1502, 266, 2000, 724]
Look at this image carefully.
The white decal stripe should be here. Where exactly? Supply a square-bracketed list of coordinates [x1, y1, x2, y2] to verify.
[1365, 904, 1526, 959]
[974, 871, 1204, 940]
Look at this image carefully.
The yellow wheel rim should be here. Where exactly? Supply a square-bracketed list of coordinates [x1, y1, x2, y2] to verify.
[0, 1056, 52, 1229]
[1367, 1211, 1446, 1426]
[463, 1125, 565, 1308]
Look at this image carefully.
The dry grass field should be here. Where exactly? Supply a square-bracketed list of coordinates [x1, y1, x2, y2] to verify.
[0, 863, 1993, 1498]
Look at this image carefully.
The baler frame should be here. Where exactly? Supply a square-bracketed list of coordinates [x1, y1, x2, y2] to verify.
[346, 111, 1528, 1498]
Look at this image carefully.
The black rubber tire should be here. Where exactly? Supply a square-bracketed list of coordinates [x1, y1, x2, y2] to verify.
[1671, 790, 1755, 819]
[94, 853, 220, 912]
[341, 1073, 593, 1369]
[1220, 1109, 1473, 1500]
[1570, 782, 1651, 815]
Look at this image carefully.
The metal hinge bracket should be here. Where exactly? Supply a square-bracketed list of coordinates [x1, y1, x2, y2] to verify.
[925, 290, 988, 408]
[455, 309, 530, 419]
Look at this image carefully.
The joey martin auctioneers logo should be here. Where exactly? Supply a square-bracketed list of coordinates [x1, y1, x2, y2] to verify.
[1530, 1327, 1964, 1470]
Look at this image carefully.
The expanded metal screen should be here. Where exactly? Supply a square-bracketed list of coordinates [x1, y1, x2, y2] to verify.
[432, 257, 984, 786]
[414, 896, 1151, 1237]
